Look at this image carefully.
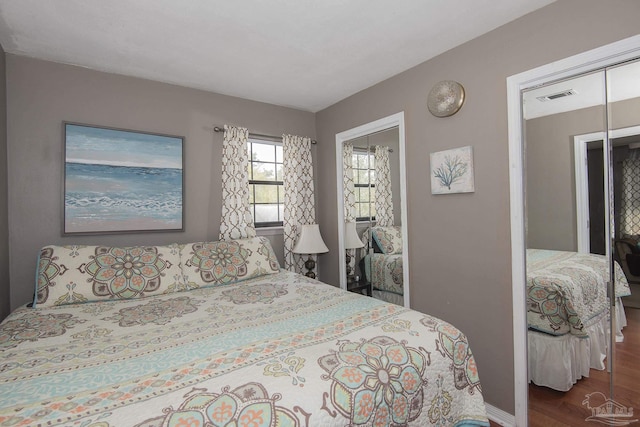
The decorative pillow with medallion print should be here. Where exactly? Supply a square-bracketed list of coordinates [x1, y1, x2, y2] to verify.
[371, 226, 403, 255]
[180, 236, 280, 288]
[34, 244, 185, 308]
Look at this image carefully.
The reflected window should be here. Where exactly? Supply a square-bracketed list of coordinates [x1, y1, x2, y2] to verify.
[247, 139, 284, 227]
[352, 150, 376, 221]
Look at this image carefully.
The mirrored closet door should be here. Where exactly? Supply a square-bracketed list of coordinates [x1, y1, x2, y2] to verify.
[605, 59, 640, 420]
[521, 58, 640, 423]
[335, 112, 410, 307]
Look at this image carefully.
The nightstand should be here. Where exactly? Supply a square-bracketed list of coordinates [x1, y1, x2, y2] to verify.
[347, 277, 372, 296]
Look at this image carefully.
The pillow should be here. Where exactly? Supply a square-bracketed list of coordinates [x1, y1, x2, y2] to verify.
[371, 226, 403, 255]
[180, 236, 280, 288]
[34, 244, 185, 308]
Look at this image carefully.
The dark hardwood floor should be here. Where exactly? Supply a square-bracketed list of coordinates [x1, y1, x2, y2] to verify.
[525, 306, 640, 427]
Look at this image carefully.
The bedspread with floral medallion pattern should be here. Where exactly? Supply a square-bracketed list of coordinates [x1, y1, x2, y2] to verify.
[0, 271, 488, 427]
[526, 249, 630, 337]
[364, 253, 403, 295]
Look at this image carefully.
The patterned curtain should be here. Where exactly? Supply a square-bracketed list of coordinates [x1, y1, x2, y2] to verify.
[374, 145, 394, 226]
[620, 152, 640, 237]
[343, 143, 356, 221]
[343, 142, 357, 272]
[219, 125, 256, 241]
[283, 134, 317, 274]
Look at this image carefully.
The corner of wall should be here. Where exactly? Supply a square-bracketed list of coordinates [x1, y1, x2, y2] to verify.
[0, 43, 9, 321]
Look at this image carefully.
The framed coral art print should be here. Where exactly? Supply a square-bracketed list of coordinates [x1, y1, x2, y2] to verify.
[430, 146, 475, 194]
[63, 122, 184, 235]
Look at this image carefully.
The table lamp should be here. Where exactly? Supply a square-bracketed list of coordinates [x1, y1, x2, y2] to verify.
[344, 221, 364, 282]
[292, 224, 329, 279]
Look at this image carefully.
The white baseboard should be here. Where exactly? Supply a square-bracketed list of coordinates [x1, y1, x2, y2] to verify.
[486, 403, 515, 426]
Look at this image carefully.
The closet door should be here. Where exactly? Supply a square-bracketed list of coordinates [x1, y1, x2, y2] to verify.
[335, 113, 409, 307]
[508, 38, 640, 426]
[607, 58, 640, 414]
[522, 69, 614, 420]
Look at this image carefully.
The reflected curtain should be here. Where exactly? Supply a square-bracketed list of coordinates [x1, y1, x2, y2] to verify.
[374, 145, 394, 226]
[283, 134, 316, 274]
[343, 142, 357, 272]
[620, 150, 640, 237]
[343, 142, 356, 221]
[219, 125, 256, 241]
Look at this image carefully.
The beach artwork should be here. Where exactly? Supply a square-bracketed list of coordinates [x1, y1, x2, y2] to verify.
[64, 123, 184, 234]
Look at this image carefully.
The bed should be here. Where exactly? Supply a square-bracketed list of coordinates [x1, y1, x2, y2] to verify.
[361, 226, 405, 305]
[0, 237, 489, 426]
[526, 249, 631, 391]
[363, 253, 404, 305]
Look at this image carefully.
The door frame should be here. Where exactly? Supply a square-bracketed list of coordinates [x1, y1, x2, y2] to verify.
[575, 125, 640, 253]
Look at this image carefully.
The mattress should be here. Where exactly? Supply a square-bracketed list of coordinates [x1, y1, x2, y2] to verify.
[0, 270, 488, 426]
[526, 249, 630, 336]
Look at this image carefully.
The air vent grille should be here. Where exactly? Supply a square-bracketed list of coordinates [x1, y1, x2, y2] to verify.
[536, 89, 577, 102]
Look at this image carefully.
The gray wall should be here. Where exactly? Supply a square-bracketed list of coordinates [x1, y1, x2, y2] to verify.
[5, 55, 315, 311]
[0, 44, 8, 321]
[525, 105, 605, 251]
[526, 97, 640, 252]
[315, 0, 640, 414]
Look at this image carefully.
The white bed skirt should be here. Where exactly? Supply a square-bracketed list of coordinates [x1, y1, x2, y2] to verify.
[528, 299, 626, 392]
[615, 299, 627, 342]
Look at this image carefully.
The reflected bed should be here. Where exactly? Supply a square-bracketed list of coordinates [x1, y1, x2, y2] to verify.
[361, 226, 405, 305]
[363, 253, 404, 305]
[526, 249, 631, 391]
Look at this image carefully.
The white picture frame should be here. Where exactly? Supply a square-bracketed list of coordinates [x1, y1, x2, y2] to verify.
[430, 146, 474, 194]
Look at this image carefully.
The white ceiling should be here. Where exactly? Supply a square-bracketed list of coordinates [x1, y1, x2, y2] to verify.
[0, 0, 555, 112]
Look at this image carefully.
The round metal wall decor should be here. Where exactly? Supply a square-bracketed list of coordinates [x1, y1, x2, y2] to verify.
[427, 80, 465, 117]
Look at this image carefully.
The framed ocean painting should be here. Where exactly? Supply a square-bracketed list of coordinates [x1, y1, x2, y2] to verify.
[63, 122, 184, 234]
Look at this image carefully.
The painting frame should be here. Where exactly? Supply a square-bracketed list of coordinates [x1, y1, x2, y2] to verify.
[430, 146, 475, 194]
[63, 122, 185, 235]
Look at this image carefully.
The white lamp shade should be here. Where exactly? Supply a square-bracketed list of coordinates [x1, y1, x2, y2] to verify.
[293, 224, 329, 254]
[345, 221, 365, 249]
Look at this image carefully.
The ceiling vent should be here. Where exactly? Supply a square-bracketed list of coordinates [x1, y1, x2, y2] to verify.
[536, 89, 577, 102]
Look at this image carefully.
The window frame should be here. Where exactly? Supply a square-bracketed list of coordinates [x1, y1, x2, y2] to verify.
[352, 149, 376, 222]
[247, 138, 284, 228]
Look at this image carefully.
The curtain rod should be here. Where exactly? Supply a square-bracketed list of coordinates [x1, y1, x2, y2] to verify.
[353, 145, 394, 153]
[213, 126, 317, 144]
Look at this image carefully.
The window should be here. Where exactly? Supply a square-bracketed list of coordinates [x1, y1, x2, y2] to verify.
[352, 150, 376, 221]
[248, 139, 284, 227]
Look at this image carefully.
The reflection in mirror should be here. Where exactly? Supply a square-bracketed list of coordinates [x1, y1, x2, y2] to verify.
[606, 59, 640, 417]
[343, 134, 371, 292]
[335, 113, 409, 308]
[523, 71, 613, 419]
[344, 129, 403, 305]
[522, 59, 640, 423]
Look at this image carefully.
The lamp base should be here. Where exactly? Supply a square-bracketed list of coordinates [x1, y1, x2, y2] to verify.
[345, 251, 353, 280]
[304, 257, 316, 279]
